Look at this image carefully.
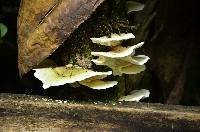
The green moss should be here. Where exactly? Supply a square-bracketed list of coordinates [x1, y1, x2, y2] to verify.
[48, 0, 137, 101]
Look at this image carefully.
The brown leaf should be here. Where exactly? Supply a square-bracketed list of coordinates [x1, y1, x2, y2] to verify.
[18, 0, 105, 75]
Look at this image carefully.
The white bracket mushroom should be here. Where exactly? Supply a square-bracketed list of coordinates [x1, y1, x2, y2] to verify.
[90, 34, 149, 76]
[33, 32, 150, 102]
[118, 89, 150, 102]
[126, 1, 145, 14]
[33, 64, 117, 89]
[90, 33, 150, 101]
[90, 33, 135, 47]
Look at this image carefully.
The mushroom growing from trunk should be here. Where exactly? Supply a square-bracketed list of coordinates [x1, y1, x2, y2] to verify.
[34, 64, 117, 89]
[91, 33, 150, 76]
[18, 0, 149, 101]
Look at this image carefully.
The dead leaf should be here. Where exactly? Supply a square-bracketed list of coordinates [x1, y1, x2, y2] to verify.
[18, 0, 105, 75]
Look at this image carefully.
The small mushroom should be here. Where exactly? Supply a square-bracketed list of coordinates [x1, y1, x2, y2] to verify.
[120, 64, 146, 75]
[33, 64, 117, 89]
[79, 70, 118, 89]
[126, 1, 145, 14]
[90, 33, 135, 47]
[79, 80, 118, 90]
[118, 89, 150, 102]
[122, 55, 150, 65]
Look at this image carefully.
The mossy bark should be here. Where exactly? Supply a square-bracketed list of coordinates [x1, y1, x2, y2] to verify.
[51, 0, 134, 67]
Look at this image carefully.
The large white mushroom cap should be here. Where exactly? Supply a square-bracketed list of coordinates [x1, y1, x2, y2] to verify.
[34, 65, 116, 89]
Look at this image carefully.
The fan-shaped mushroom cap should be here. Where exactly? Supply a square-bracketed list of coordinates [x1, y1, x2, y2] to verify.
[118, 89, 150, 102]
[90, 33, 135, 47]
[91, 42, 144, 58]
[122, 55, 150, 65]
[120, 64, 146, 75]
[33, 65, 113, 89]
[79, 80, 118, 90]
[126, 1, 144, 14]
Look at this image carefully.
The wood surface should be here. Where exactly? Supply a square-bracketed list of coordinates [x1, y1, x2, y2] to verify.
[18, 0, 105, 75]
[0, 93, 199, 131]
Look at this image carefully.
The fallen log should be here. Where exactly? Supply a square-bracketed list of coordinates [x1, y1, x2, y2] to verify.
[0, 93, 199, 131]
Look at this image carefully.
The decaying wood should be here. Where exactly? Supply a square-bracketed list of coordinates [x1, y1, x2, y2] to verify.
[18, 0, 105, 75]
[0, 93, 199, 131]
